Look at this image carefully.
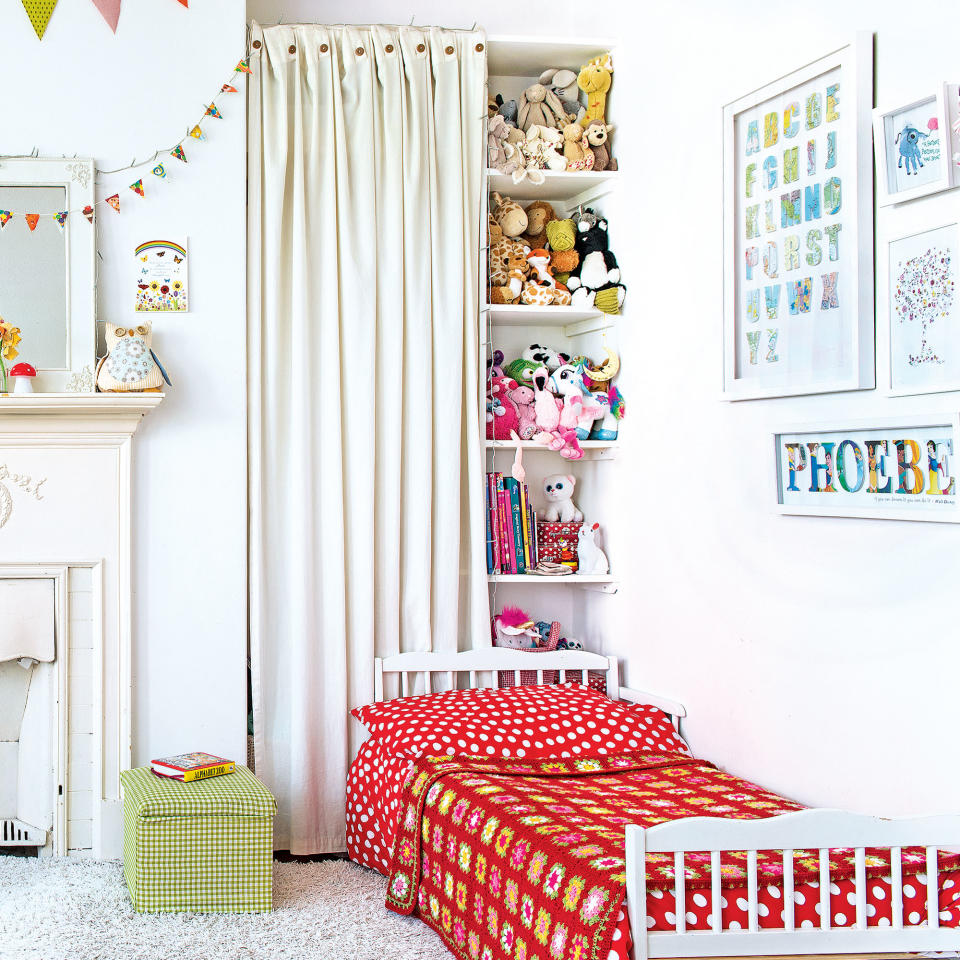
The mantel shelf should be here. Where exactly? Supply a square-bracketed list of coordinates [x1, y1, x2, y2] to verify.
[0, 393, 164, 438]
[0, 393, 165, 416]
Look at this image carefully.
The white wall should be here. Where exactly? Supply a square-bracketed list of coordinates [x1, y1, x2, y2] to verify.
[2, 0, 248, 768]
[250, 0, 960, 817]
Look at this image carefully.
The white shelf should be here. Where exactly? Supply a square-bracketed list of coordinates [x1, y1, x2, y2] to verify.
[486, 36, 616, 78]
[485, 439, 618, 460]
[488, 573, 618, 594]
[483, 304, 614, 337]
[488, 170, 618, 204]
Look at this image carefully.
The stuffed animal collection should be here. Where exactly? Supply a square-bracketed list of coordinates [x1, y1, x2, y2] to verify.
[486, 342, 626, 453]
[488, 197, 626, 315]
[490, 53, 615, 182]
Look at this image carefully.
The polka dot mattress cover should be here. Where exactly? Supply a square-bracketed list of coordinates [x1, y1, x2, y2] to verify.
[346, 686, 960, 959]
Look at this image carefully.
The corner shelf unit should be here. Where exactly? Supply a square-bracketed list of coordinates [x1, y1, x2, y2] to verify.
[481, 34, 622, 627]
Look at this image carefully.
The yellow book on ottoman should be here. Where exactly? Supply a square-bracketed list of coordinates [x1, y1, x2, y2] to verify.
[150, 752, 235, 782]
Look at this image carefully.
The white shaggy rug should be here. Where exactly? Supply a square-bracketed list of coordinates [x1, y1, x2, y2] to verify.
[0, 857, 451, 960]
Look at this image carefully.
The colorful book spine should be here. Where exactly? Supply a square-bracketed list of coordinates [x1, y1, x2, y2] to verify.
[488, 473, 501, 573]
[498, 481, 514, 574]
[505, 478, 525, 575]
[484, 482, 494, 574]
[519, 482, 531, 569]
[529, 506, 538, 568]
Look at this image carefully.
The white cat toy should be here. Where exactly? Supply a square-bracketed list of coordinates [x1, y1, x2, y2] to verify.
[576, 522, 609, 575]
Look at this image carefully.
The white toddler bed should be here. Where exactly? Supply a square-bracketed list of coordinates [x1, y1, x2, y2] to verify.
[372, 648, 960, 958]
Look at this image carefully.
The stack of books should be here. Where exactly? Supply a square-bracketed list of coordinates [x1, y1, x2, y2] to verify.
[485, 472, 539, 575]
[150, 752, 235, 782]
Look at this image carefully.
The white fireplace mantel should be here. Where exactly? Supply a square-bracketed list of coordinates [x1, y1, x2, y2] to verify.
[0, 392, 162, 856]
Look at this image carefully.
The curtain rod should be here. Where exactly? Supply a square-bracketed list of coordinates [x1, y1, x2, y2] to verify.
[251, 19, 480, 31]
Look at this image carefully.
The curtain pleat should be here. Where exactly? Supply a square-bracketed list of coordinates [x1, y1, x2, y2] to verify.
[248, 21, 489, 854]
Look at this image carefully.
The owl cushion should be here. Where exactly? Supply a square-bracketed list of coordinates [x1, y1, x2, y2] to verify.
[96, 322, 164, 392]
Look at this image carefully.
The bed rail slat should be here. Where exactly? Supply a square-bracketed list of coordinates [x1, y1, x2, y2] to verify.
[560, 668, 567, 683]
[448, 670, 455, 692]
[710, 850, 721, 931]
[469, 670, 477, 689]
[536, 669, 544, 685]
[783, 849, 795, 930]
[818, 848, 830, 930]
[746, 849, 758, 932]
[673, 852, 686, 933]
[891, 845, 903, 929]
[400, 672, 409, 698]
[927, 845, 939, 929]
[854, 847, 866, 929]
[513, 670, 520, 687]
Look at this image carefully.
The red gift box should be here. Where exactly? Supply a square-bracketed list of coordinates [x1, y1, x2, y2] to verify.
[536, 520, 582, 569]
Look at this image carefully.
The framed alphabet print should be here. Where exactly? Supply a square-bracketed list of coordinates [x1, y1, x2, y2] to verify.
[774, 414, 959, 523]
[873, 86, 953, 207]
[878, 201, 960, 396]
[722, 35, 875, 401]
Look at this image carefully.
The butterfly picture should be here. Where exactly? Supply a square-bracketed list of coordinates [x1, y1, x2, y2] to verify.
[173, 255, 183, 263]
[139, 255, 148, 262]
[156, 251, 166, 257]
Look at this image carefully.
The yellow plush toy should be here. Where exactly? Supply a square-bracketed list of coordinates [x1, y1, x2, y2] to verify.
[578, 54, 613, 128]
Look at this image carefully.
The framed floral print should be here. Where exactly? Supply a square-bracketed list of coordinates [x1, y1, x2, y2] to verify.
[722, 35, 875, 401]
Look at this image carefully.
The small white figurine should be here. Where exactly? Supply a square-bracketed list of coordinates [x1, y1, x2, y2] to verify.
[576, 522, 609, 575]
[542, 474, 582, 522]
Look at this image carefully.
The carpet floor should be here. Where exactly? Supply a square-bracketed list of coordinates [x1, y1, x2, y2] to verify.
[0, 856, 451, 960]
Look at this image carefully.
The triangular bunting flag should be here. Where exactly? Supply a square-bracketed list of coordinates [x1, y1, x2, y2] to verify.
[152, 163, 166, 178]
[189, 125, 205, 140]
[171, 144, 187, 163]
[0, 212, 12, 230]
[235, 59, 252, 74]
[205, 103, 222, 119]
[82, 205, 94, 224]
[130, 179, 144, 197]
[91, 0, 121, 33]
[53, 211, 68, 232]
[25, 214, 40, 232]
[106, 194, 120, 213]
[21, 0, 59, 40]
[221, 84, 237, 94]
[175, 0, 188, 6]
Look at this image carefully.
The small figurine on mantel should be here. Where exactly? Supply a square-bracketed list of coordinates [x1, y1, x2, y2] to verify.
[95, 321, 172, 393]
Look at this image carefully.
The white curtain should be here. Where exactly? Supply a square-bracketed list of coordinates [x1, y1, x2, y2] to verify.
[247, 22, 489, 854]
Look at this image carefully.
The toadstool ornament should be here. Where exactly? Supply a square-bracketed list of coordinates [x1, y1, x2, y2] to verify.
[8, 362, 36, 394]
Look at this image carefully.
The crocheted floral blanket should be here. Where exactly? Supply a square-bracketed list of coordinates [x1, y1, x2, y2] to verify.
[385, 751, 959, 960]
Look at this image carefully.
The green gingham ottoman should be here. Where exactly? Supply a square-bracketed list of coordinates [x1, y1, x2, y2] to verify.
[120, 765, 276, 913]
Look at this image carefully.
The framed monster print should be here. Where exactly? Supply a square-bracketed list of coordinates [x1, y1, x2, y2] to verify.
[873, 86, 954, 207]
[722, 35, 875, 400]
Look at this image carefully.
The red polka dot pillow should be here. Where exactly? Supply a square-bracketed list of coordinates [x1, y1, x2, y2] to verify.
[351, 682, 690, 760]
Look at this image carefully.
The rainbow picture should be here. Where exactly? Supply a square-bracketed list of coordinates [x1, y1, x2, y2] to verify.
[135, 238, 189, 312]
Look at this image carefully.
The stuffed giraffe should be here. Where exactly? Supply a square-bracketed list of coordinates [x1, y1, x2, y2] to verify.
[577, 54, 613, 128]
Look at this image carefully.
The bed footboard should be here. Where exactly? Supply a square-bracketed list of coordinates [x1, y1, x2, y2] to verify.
[626, 809, 960, 958]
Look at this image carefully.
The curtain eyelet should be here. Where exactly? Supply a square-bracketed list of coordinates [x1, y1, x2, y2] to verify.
[385, 44, 394, 53]
[416, 43, 426, 54]
[475, 43, 484, 52]
[356, 46, 364, 56]
[445, 45, 454, 55]
[252, 40, 262, 50]
[288, 44, 296, 55]
[319, 43, 329, 54]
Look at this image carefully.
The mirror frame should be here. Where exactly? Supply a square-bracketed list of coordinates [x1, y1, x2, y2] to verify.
[0, 157, 96, 392]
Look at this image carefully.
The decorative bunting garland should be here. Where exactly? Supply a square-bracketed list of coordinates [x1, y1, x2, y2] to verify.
[22, 1, 188, 41]
[0, 57, 245, 234]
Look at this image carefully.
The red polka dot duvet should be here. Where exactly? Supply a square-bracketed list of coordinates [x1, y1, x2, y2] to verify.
[346, 683, 960, 960]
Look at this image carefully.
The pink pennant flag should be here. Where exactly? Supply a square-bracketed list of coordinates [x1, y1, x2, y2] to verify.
[130, 179, 144, 197]
[25, 214, 40, 232]
[90, 0, 121, 32]
[106, 194, 120, 213]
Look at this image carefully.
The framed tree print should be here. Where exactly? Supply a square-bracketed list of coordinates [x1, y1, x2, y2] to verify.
[878, 200, 960, 396]
[722, 35, 875, 400]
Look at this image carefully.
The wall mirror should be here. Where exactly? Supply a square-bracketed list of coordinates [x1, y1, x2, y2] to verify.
[0, 158, 96, 392]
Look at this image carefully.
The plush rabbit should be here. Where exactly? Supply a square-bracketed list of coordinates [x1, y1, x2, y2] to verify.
[516, 82, 571, 132]
[576, 522, 609, 575]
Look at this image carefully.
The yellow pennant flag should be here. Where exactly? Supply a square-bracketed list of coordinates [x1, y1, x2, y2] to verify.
[21, 0, 59, 40]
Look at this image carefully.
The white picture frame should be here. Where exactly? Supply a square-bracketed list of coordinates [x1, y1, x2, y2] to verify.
[873, 85, 954, 207]
[0, 157, 96, 392]
[878, 198, 960, 396]
[773, 413, 960, 523]
[722, 34, 875, 401]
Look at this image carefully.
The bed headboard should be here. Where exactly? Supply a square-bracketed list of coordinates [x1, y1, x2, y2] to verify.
[373, 649, 688, 733]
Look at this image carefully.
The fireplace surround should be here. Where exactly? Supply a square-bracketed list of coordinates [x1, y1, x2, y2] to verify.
[0, 394, 162, 856]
